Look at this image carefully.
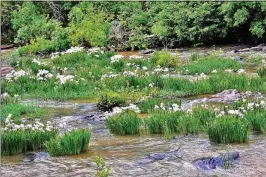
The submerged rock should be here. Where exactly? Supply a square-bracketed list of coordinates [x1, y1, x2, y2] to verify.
[193, 151, 239, 170]
[136, 149, 182, 166]
[23, 151, 50, 162]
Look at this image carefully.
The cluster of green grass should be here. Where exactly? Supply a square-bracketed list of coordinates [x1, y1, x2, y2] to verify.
[45, 127, 91, 156]
[106, 103, 266, 144]
[146, 108, 215, 136]
[106, 108, 216, 137]
[1, 103, 47, 121]
[1, 130, 57, 156]
[208, 116, 248, 144]
[257, 67, 266, 78]
[245, 110, 266, 133]
[106, 111, 142, 135]
[183, 56, 241, 74]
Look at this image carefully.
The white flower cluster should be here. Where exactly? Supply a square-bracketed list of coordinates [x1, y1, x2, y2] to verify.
[129, 55, 143, 59]
[105, 104, 141, 118]
[87, 47, 105, 55]
[154, 103, 191, 112]
[62, 47, 84, 55]
[149, 83, 155, 88]
[51, 47, 84, 59]
[101, 72, 120, 80]
[216, 108, 244, 118]
[211, 69, 217, 73]
[194, 73, 208, 80]
[5, 69, 29, 81]
[32, 58, 41, 65]
[4, 114, 53, 132]
[111, 55, 124, 63]
[225, 69, 233, 73]
[2, 92, 9, 98]
[56, 74, 75, 84]
[123, 71, 138, 77]
[36, 69, 53, 81]
[237, 69, 246, 75]
[215, 99, 266, 118]
[153, 65, 169, 72]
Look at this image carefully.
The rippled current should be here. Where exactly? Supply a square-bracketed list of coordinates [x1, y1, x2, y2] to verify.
[2, 99, 266, 177]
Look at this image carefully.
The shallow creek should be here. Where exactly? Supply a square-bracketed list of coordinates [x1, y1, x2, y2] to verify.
[2, 96, 266, 177]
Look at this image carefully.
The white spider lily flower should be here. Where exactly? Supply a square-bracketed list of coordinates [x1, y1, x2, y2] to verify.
[142, 66, 148, 70]
[110, 55, 124, 63]
[211, 69, 217, 73]
[237, 69, 245, 75]
[129, 55, 143, 59]
[225, 69, 233, 73]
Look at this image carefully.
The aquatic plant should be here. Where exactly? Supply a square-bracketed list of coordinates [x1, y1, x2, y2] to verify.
[93, 156, 111, 177]
[106, 110, 141, 135]
[1, 118, 57, 156]
[146, 111, 184, 135]
[208, 116, 248, 144]
[46, 126, 92, 156]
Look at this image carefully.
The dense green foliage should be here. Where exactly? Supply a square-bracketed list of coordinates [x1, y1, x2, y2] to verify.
[45, 127, 91, 156]
[2, 2, 266, 50]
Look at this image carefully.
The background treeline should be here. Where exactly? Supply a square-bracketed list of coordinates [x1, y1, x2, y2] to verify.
[1, 1, 266, 53]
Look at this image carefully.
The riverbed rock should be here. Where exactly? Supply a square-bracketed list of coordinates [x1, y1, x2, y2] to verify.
[0, 66, 14, 77]
[141, 49, 154, 55]
[136, 149, 182, 166]
[208, 89, 241, 103]
[193, 151, 239, 170]
[23, 151, 50, 162]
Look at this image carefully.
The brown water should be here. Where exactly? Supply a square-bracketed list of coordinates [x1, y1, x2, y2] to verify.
[2, 98, 266, 177]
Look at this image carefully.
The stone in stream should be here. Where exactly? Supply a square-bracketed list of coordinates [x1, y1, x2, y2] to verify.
[141, 49, 154, 55]
[193, 151, 239, 170]
[136, 149, 182, 166]
[23, 151, 50, 162]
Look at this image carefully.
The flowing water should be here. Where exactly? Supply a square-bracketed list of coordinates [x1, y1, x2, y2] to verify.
[2, 97, 266, 177]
